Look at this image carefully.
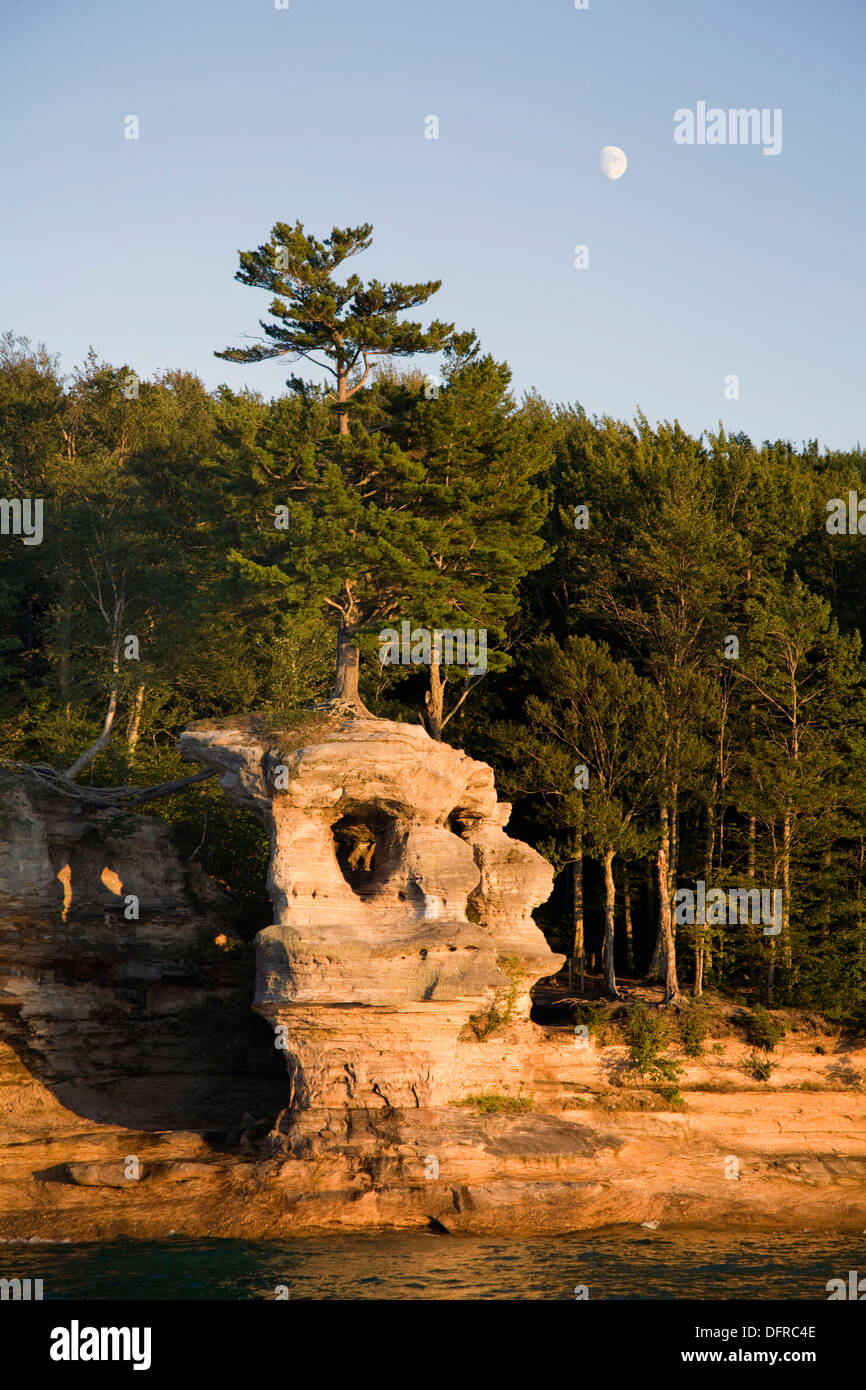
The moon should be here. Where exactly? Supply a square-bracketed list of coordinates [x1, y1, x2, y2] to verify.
[600, 145, 628, 180]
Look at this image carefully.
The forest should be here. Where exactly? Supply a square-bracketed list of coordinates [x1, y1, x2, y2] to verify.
[2, 222, 866, 1022]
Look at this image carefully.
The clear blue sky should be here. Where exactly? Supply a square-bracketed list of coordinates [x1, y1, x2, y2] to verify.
[2, 0, 864, 448]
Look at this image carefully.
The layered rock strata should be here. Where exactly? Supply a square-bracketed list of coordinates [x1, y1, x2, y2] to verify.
[6, 724, 863, 1242]
[0, 772, 284, 1131]
[179, 713, 564, 1110]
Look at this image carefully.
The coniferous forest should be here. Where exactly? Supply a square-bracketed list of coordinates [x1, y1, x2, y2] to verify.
[3, 222, 866, 1023]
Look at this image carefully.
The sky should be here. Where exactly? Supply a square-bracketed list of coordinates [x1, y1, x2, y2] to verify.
[1, 0, 864, 449]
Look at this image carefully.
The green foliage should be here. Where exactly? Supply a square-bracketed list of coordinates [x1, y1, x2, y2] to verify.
[452, 1092, 532, 1114]
[653, 1085, 686, 1110]
[465, 954, 522, 1041]
[748, 1005, 786, 1052]
[626, 1002, 684, 1084]
[215, 220, 452, 418]
[217, 324, 552, 729]
[572, 1000, 608, 1044]
[150, 776, 271, 934]
[3, 309, 866, 1027]
[678, 1001, 711, 1057]
[592, 1085, 685, 1112]
[744, 1051, 777, 1082]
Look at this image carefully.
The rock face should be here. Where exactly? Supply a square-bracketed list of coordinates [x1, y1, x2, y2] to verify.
[3, 755, 866, 1242]
[0, 772, 284, 1130]
[179, 713, 563, 1109]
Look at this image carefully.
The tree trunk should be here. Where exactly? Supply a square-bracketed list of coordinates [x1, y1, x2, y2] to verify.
[572, 834, 585, 995]
[654, 807, 680, 1003]
[66, 683, 120, 781]
[781, 814, 792, 971]
[659, 847, 680, 1003]
[648, 805, 671, 981]
[331, 621, 371, 714]
[648, 909, 664, 980]
[694, 941, 704, 997]
[602, 849, 619, 999]
[669, 783, 679, 926]
[623, 870, 635, 974]
[425, 654, 444, 741]
[695, 801, 715, 998]
[336, 367, 349, 434]
[126, 683, 145, 756]
[767, 841, 780, 1002]
[767, 936, 775, 1004]
[645, 858, 656, 967]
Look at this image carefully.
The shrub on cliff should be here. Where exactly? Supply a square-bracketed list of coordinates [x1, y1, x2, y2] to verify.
[572, 999, 608, 1045]
[464, 954, 522, 1041]
[749, 1004, 786, 1052]
[744, 1051, 777, 1082]
[453, 1092, 532, 1114]
[626, 1002, 683, 1084]
[678, 1000, 711, 1057]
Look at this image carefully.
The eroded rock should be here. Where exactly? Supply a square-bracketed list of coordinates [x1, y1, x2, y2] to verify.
[180, 713, 563, 1109]
[0, 771, 285, 1130]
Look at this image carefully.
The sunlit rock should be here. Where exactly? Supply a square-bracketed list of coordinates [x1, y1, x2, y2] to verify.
[180, 712, 562, 1109]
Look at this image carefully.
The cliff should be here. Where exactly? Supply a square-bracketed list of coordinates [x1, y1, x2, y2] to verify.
[0, 770, 285, 1133]
[178, 712, 562, 1110]
[1, 722, 865, 1242]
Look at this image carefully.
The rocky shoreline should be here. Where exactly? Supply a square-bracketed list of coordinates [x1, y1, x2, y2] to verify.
[3, 1029, 865, 1240]
[2, 717, 865, 1242]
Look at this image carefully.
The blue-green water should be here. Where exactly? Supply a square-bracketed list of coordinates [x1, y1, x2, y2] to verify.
[1, 1231, 863, 1299]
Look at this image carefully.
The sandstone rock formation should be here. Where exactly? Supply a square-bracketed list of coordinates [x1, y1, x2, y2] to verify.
[179, 713, 564, 1110]
[5, 729, 864, 1243]
[0, 771, 284, 1130]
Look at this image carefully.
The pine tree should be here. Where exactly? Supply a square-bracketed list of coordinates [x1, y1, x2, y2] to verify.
[550, 413, 750, 1000]
[215, 220, 453, 704]
[372, 335, 551, 737]
[734, 574, 865, 1000]
[216, 220, 452, 435]
[490, 635, 659, 999]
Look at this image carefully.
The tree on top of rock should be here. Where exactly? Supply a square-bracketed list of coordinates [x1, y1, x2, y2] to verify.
[215, 221, 453, 434]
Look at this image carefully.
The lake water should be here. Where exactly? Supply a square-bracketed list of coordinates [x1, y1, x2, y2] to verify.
[2, 1229, 863, 1300]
